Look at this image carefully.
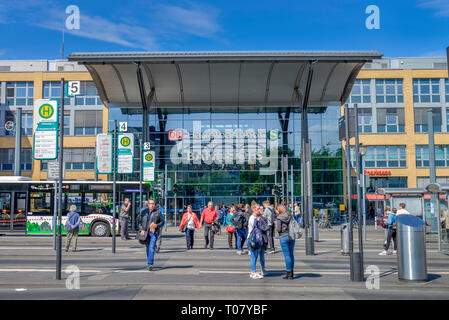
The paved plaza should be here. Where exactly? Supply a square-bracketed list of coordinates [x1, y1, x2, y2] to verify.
[0, 225, 448, 300]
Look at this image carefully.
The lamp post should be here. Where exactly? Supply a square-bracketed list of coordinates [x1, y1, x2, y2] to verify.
[359, 144, 368, 241]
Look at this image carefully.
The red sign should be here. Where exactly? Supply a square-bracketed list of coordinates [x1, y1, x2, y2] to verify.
[364, 169, 391, 176]
[168, 130, 183, 141]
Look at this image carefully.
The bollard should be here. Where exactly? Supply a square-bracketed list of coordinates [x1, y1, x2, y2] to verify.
[313, 217, 319, 242]
[341, 223, 350, 255]
[397, 215, 428, 282]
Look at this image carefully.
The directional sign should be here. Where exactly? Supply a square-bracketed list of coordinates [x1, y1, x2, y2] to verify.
[96, 134, 113, 174]
[143, 151, 155, 182]
[117, 133, 134, 174]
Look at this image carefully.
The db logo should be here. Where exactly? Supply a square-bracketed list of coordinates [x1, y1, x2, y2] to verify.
[168, 130, 183, 141]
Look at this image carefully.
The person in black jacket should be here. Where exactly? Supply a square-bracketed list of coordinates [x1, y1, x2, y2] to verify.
[138, 198, 164, 271]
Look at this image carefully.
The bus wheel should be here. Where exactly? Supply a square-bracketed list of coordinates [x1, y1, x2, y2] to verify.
[91, 222, 111, 237]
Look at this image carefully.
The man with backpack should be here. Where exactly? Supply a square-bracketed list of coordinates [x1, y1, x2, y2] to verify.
[263, 200, 276, 254]
[379, 206, 397, 255]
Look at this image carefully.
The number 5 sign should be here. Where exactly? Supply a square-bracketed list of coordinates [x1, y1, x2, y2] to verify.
[66, 81, 81, 97]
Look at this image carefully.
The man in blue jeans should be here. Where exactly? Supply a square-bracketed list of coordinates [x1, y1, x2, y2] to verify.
[139, 198, 164, 271]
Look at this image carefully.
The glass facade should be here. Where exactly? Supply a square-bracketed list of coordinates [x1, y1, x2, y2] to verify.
[107, 105, 344, 209]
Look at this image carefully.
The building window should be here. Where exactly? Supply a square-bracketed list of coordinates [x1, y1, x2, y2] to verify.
[64, 112, 70, 136]
[416, 145, 449, 167]
[357, 108, 372, 133]
[74, 81, 102, 106]
[414, 107, 442, 133]
[0, 148, 32, 171]
[413, 78, 441, 103]
[42, 148, 95, 170]
[349, 79, 371, 103]
[351, 145, 406, 168]
[417, 177, 449, 188]
[377, 108, 405, 133]
[6, 82, 33, 106]
[366, 177, 407, 193]
[64, 148, 95, 170]
[21, 112, 33, 136]
[445, 79, 449, 103]
[375, 79, 403, 103]
[43, 81, 70, 105]
[74, 110, 102, 136]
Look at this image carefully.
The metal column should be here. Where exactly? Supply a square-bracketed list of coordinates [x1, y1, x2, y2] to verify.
[14, 107, 22, 177]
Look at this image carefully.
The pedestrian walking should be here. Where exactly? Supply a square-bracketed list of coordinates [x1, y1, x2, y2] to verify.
[248, 203, 267, 279]
[263, 200, 276, 254]
[232, 205, 248, 255]
[119, 198, 131, 240]
[179, 205, 200, 250]
[65, 205, 80, 252]
[379, 207, 397, 255]
[226, 206, 237, 249]
[199, 201, 219, 249]
[155, 204, 165, 252]
[138, 198, 164, 271]
[275, 204, 296, 279]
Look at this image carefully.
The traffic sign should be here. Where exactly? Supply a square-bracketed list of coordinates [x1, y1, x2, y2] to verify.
[117, 133, 134, 174]
[66, 81, 81, 97]
[33, 122, 58, 160]
[118, 122, 128, 132]
[96, 134, 113, 174]
[33, 99, 59, 132]
[143, 142, 151, 151]
[47, 160, 66, 180]
[143, 150, 155, 182]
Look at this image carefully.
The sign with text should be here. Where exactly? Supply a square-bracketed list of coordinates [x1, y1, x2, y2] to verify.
[143, 151, 155, 182]
[96, 134, 113, 174]
[33, 122, 58, 160]
[47, 160, 66, 180]
[117, 133, 134, 174]
[33, 99, 59, 132]
[66, 81, 81, 97]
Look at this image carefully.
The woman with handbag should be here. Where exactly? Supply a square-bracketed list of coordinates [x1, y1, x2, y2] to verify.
[226, 206, 237, 249]
[179, 205, 200, 250]
[274, 204, 296, 280]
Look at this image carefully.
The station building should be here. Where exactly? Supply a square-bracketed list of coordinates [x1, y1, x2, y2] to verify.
[0, 53, 448, 219]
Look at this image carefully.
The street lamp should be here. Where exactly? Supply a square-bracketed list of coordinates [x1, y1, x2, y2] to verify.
[359, 144, 368, 241]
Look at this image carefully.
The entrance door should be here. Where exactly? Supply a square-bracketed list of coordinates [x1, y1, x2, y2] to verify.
[13, 192, 27, 231]
[0, 192, 11, 231]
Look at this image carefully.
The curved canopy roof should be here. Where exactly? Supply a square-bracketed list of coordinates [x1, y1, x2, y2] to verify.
[68, 51, 382, 108]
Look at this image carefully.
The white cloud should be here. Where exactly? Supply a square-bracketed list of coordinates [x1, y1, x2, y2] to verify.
[417, 0, 449, 17]
[0, 1, 223, 51]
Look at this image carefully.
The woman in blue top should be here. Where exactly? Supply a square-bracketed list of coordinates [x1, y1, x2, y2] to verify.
[379, 206, 397, 255]
[226, 206, 237, 249]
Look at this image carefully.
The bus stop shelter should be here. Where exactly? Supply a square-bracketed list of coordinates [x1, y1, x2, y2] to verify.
[425, 183, 449, 255]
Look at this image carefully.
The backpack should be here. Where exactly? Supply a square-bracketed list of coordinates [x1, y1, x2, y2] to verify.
[249, 220, 264, 250]
[231, 212, 245, 230]
[380, 215, 387, 229]
[288, 215, 302, 240]
[258, 216, 270, 232]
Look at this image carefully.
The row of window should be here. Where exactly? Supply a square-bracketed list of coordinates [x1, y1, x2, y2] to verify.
[350, 145, 449, 168]
[2, 81, 102, 107]
[354, 106, 448, 134]
[348, 78, 449, 105]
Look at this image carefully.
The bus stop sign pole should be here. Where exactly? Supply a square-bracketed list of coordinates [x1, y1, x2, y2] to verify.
[56, 78, 64, 280]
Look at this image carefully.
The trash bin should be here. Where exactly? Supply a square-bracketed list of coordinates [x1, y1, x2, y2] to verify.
[313, 217, 319, 242]
[341, 223, 350, 255]
[397, 214, 428, 282]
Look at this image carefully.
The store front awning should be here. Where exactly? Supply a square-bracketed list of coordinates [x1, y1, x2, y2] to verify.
[68, 51, 382, 108]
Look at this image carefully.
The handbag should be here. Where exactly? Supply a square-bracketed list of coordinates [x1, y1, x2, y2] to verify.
[136, 230, 148, 245]
[226, 225, 235, 233]
[181, 224, 187, 233]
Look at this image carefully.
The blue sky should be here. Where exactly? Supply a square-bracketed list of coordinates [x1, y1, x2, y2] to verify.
[0, 0, 448, 60]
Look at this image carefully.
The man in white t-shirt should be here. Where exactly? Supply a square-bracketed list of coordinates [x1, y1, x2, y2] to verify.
[396, 203, 410, 216]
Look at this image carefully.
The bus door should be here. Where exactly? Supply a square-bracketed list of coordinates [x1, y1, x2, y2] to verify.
[0, 192, 11, 231]
[13, 192, 27, 231]
[28, 190, 54, 234]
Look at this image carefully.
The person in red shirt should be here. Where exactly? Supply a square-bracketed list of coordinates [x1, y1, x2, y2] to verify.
[179, 205, 200, 250]
[199, 201, 219, 249]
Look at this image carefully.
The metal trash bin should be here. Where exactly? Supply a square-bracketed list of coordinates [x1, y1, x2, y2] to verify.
[341, 223, 350, 255]
[313, 217, 319, 242]
[397, 215, 428, 281]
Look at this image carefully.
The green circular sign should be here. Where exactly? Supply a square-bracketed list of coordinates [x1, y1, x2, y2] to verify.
[120, 136, 131, 147]
[39, 104, 54, 119]
[145, 153, 153, 161]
